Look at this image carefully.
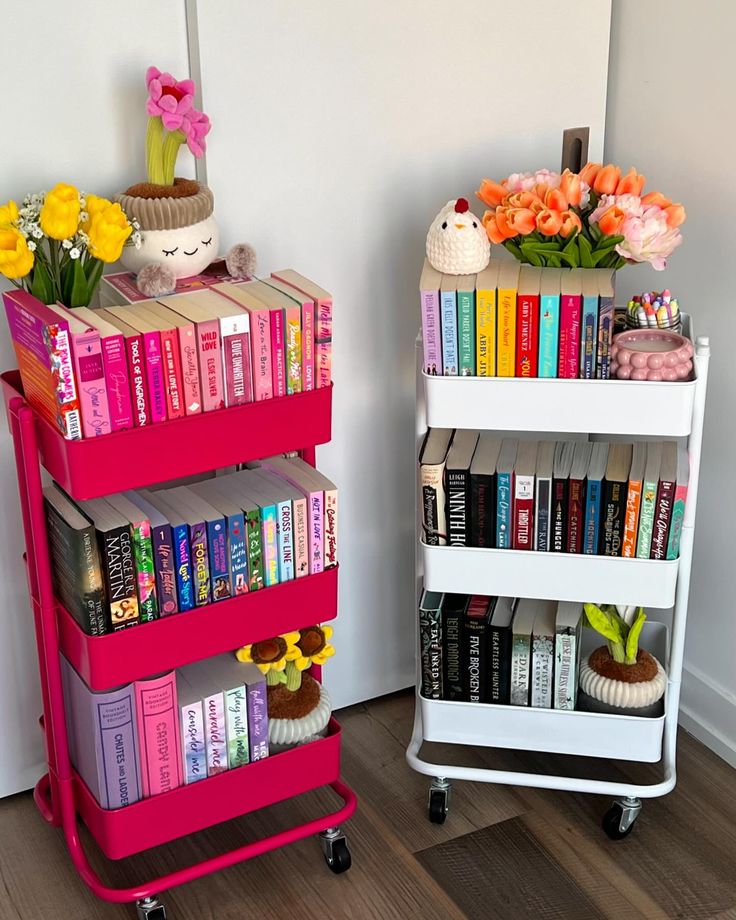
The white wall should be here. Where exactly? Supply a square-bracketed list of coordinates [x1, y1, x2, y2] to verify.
[606, 1, 736, 765]
[0, 1, 191, 798]
[196, 0, 611, 709]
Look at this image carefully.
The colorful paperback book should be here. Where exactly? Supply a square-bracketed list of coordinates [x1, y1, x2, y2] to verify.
[538, 268, 561, 378]
[516, 266, 541, 377]
[596, 269, 615, 379]
[180, 488, 231, 601]
[534, 440, 555, 552]
[271, 269, 332, 389]
[419, 590, 443, 699]
[242, 279, 302, 396]
[61, 656, 141, 809]
[165, 294, 225, 412]
[567, 441, 592, 555]
[4, 290, 82, 439]
[622, 441, 647, 558]
[96, 308, 150, 427]
[140, 490, 194, 612]
[248, 469, 296, 582]
[193, 286, 254, 407]
[583, 442, 609, 554]
[107, 305, 167, 424]
[579, 271, 599, 379]
[301, 466, 338, 569]
[445, 429, 479, 547]
[180, 661, 228, 777]
[419, 259, 443, 375]
[464, 595, 494, 703]
[475, 261, 499, 376]
[241, 663, 269, 761]
[125, 491, 177, 616]
[666, 444, 689, 560]
[530, 601, 556, 709]
[512, 440, 537, 550]
[202, 655, 251, 769]
[419, 427, 453, 546]
[554, 602, 582, 710]
[230, 476, 279, 587]
[140, 300, 203, 415]
[73, 306, 134, 432]
[497, 261, 520, 377]
[489, 596, 514, 704]
[510, 599, 537, 706]
[558, 269, 582, 379]
[636, 442, 662, 559]
[216, 471, 266, 590]
[456, 274, 476, 376]
[106, 493, 159, 622]
[651, 441, 677, 560]
[469, 433, 502, 548]
[496, 439, 518, 548]
[439, 274, 459, 376]
[552, 441, 575, 552]
[163, 487, 212, 605]
[220, 283, 273, 400]
[192, 480, 249, 595]
[134, 670, 182, 797]
[601, 443, 633, 557]
[440, 593, 467, 701]
[126, 303, 185, 420]
[266, 276, 316, 391]
[176, 672, 207, 784]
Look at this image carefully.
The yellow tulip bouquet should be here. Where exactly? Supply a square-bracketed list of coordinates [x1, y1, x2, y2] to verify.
[0, 183, 141, 307]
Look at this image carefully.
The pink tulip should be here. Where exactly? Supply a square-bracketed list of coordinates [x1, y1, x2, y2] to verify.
[616, 205, 683, 270]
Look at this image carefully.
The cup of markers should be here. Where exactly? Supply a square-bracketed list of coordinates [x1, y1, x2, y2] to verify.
[626, 290, 681, 333]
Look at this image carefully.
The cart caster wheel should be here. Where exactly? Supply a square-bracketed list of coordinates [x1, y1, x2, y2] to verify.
[428, 782, 451, 825]
[602, 796, 642, 840]
[136, 896, 167, 920]
[319, 827, 352, 874]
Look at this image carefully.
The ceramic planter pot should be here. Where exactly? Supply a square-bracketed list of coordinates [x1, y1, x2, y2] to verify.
[577, 646, 667, 718]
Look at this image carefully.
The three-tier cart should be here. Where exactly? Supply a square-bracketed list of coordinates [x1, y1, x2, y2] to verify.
[407, 317, 710, 838]
[2, 370, 356, 918]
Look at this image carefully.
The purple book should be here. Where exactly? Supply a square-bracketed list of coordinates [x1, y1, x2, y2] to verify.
[61, 655, 141, 809]
[241, 662, 269, 760]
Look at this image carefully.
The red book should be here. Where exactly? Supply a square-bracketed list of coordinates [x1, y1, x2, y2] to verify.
[566, 442, 592, 554]
[142, 300, 202, 415]
[107, 306, 167, 424]
[130, 304, 185, 420]
[166, 295, 225, 412]
[558, 269, 583, 379]
[516, 266, 541, 377]
[512, 441, 538, 550]
[97, 308, 150, 427]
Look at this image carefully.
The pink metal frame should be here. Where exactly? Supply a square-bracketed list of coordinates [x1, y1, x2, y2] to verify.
[5, 382, 356, 904]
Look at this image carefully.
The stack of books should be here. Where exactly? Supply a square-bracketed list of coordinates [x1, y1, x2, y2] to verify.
[3, 270, 332, 440]
[419, 592, 584, 710]
[420, 429, 688, 560]
[44, 457, 338, 635]
[419, 258, 616, 380]
[62, 652, 269, 809]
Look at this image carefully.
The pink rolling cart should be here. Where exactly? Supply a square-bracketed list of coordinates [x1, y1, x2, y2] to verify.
[2, 369, 356, 919]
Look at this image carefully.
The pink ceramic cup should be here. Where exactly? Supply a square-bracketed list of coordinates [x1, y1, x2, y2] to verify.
[610, 329, 694, 382]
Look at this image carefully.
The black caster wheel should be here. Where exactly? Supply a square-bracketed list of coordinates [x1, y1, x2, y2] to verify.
[325, 838, 352, 874]
[136, 896, 167, 920]
[428, 788, 448, 824]
[602, 803, 636, 840]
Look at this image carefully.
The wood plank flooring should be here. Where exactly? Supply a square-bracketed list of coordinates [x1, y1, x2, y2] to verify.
[0, 689, 733, 919]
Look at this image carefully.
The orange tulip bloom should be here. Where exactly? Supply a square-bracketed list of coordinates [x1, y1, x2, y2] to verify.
[664, 203, 686, 228]
[579, 162, 602, 185]
[495, 208, 518, 240]
[544, 187, 568, 212]
[559, 169, 582, 206]
[597, 206, 626, 236]
[528, 197, 545, 214]
[593, 164, 622, 195]
[536, 208, 563, 236]
[615, 168, 646, 196]
[641, 191, 671, 208]
[559, 210, 582, 238]
[534, 182, 551, 201]
[505, 191, 539, 210]
[506, 207, 537, 236]
[476, 178, 508, 209]
[483, 212, 507, 245]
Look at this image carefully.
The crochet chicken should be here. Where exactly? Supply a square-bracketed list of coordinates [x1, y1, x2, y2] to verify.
[426, 197, 490, 274]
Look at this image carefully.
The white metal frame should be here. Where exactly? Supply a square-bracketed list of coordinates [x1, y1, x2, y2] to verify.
[407, 321, 710, 804]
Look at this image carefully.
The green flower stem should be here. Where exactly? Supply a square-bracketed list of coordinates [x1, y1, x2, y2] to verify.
[146, 117, 165, 185]
[161, 129, 186, 186]
[266, 669, 283, 687]
[285, 661, 303, 692]
[48, 241, 62, 301]
[607, 640, 626, 664]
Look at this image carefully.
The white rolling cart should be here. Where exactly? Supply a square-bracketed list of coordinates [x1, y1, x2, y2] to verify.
[406, 316, 710, 838]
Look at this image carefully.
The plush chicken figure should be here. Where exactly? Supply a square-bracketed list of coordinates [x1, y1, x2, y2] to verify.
[426, 197, 490, 274]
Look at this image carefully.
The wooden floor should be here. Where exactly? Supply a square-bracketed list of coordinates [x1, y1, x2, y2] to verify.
[1, 689, 735, 919]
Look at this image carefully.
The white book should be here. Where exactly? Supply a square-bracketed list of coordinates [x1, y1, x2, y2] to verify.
[554, 602, 583, 710]
[530, 600, 556, 708]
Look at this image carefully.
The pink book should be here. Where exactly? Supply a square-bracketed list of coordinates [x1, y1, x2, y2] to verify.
[134, 670, 182, 798]
[128, 304, 185, 420]
[272, 270, 332, 389]
[74, 307, 133, 432]
[268, 276, 315, 391]
[217, 284, 273, 400]
[96, 309, 149, 427]
[195, 287, 254, 407]
[244, 280, 302, 396]
[165, 295, 225, 412]
[268, 306, 286, 397]
[142, 301, 202, 415]
[305, 467, 338, 569]
[558, 270, 583, 380]
[106, 306, 167, 423]
[47, 303, 111, 437]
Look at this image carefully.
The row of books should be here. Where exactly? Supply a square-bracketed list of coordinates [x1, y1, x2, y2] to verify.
[420, 428, 688, 559]
[62, 652, 269, 810]
[419, 259, 616, 380]
[419, 591, 583, 710]
[3, 269, 332, 441]
[45, 456, 338, 635]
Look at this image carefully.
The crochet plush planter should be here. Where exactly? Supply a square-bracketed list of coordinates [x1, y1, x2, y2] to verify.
[268, 673, 332, 753]
[578, 646, 666, 718]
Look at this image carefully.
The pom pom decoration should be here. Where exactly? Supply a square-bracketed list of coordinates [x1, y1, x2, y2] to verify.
[136, 261, 177, 298]
[225, 242, 258, 280]
[426, 198, 490, 274]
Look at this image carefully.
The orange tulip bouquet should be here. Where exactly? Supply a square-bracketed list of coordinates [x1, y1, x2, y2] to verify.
[476, 163, 685, 271]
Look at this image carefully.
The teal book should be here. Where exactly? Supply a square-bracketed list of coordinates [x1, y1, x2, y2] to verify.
[440, 275, 458, 376]
[538, 268, 561, 378]
[580, 271, 599, 379]
[666, 444, 689, 560]
[636, 442, 662, 559]
[456, 274, 476, 376]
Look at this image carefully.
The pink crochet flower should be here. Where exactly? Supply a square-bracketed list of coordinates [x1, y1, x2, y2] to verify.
[185, 110, 211, 157]
[146, 66, 195, 132]
[616, 205, 683, 270]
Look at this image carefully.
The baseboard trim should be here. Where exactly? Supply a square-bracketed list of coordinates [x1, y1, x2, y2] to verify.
[679, 663, 736, 770]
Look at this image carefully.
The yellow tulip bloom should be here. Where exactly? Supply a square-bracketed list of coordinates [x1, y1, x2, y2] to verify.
[81, 194, 113, 232]
[39, 183, 80, 240]
[87, 201, 132, 263]
[0, 227, 34, 279]
[0, 200, 19, 227]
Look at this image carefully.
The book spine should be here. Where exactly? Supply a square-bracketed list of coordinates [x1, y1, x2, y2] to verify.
[307, 491, 324, 575]
[489, 626, 511, 704]
[566, 478, 584, 554]
[142, 330, 167, 424]
[512, 473, 535, 550]
[650, 478, 675, 560]
[101, 525, 140, 629]
[190, 519, 211, 606]
[176, 322, 202, 415]
[597, 292, 615, 379]
[159, 327, 185, 419]
[301, 299, 315, 391]
[125, 333, 149, 427]
[245, 508, 265, 590]
[583, 480, 601, 555]
[419, 603, 442, 699]
[538, 293, 560, 378]
[315, 296, 332, 389]
[82, 529, 107, 635]
[440, 289, 458, 376]
[172, 522, 194, 612]
[226, 511, 249, 595]
[441, 608, 463, 701]
[516, 292, 539, 377]
[602, 481, 626, 557]
[197, 319, 225, 412]
[535, 477, 551, 551]
[151, 523, 177, 615]
[250, 309, 273, 400]
[45, 506, 105, 634]
[531, 632, 554, 708]
[225, 685, 249, 769]
[551, 478, 567, 552]
[284, 305, 302, 395]
[291, 497, 309, 578]
[100, 332, 134, 431]
[558, 294, 581, 379]
[132, 520, 158, 622]
[135, 673, 181, 797]
[464, 619, 489, 703]
[180, 699, 207, 783]
[420, 287, 443, 375]
[276, 498, 295, 581]
[622, 480, 643, 558]
[446, 469, 469, 546]
[261, 505, 280, 587]
[554, 630, 578, 710]
[666, 483, 688, 560]
[71, 330, 111, 437]
[246, 679, 269, 761]
[496, 471, 513, 548]
[457, 289, 475, 376]
[421, 463, 446, 546]
[636, 479, 658, 559]
[470, 473, 494, 548]
[270, 308, 287, 398]
[207, 517, 231, 601]
[95, 689, 141, 808]
[510, 634, 531, 706]
[580, 295, 599, 379]
[497, 287, 517, 377]
[222, 329, 253, 407]
[204, 691, 228, 776]
[476, 286, 496, 376]
[323, 487, 338, 569]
